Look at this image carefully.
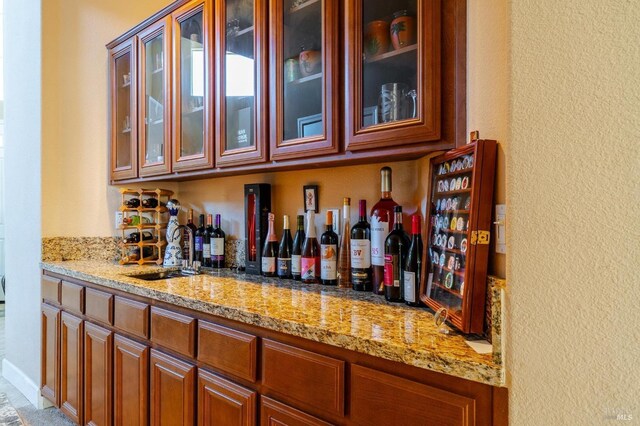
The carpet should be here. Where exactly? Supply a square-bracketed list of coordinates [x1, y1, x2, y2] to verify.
[0, 393, 22, 426]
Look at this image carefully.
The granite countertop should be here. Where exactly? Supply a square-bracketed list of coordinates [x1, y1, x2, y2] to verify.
[41, 260, 505, 387]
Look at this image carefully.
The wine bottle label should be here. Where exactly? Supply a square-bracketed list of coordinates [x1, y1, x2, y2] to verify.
[301, 257, 316, 280]
[321, 244, 337, 280]
[195, 236, 203, 251]
[203, 243, 211, 258]
[212, 238, 224, 256]
[277, 258, 292, 276]
[291, 255, 302, 275]
[261, 257, 276, 273]
[404, 271, 416, 302]
[384, 254, 401, 287]
[370, 216, 389, 266]
[350, 239, 371, 268]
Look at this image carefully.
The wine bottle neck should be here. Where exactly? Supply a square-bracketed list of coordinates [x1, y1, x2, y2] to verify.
[394, 212, 403, 228]
[381, 191, 392, 199]
[267, 218, 277, 242]
[306, 212, 316, 238]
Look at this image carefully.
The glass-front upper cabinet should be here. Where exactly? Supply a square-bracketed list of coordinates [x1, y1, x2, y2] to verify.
[215, 0, 268, 167]
[172, 0, 214, 172]
[138, 18, 172, 177]
[345, 0, 441, 151]
[269, 0, 339, 160]
[110, 39, 137, 181]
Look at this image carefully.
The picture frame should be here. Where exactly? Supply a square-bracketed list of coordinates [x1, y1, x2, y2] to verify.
[303, 185, 318, 213]
[297, 113, 323, 139]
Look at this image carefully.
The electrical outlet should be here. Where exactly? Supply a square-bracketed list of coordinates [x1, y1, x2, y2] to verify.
[115, 211, 124, 229]
[494, 204, 506, 254]
[328, 208, 340, 235]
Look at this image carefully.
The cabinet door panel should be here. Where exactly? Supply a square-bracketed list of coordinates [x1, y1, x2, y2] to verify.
[41, 275, 61, 304]
[150, 306, 196, 358]
[60, 312, 84, 424]
[150, 349, 195, 426]
[260, 397, 331, 426]
[84, 322, 113, 426]
[41, 304, 60, 407]
[197, 320, 257, 382]
[269, 0, 339, 160]
[61, 281, 84, 315]
[198, 369, 256, 426]
[172, 0, 214, 172]
[114, 334, 149, 426]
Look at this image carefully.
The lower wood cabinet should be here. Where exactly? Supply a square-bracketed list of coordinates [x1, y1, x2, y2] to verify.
[41, 303, 60, 407]
[197, 369, 256, 426]
[60, 312, 84, 424]
[114, 334, 149, 426]
[260, 397, 331, 426]
[150, 349, 195, 426]
[84, 322, 113, 426]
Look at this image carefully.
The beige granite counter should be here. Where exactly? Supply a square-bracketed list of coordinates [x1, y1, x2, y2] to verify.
[41, 260, 505, 387]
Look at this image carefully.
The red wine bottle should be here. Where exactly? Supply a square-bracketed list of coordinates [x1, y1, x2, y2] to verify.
[202, 214, 213, 267]
[182, 209, 198, 261]
[210, 214, 225, 268]
[350, 200, 371, 291]
[261, 213, 278, 277]
[194, 214, 206, 263]
[301, 210, 320, 284]
[384, 206, 410, 302]
[370, 167, 399, 294]
[277, 215, 293, 279]
[404, 215, 423, 306]
[291, 215, 305, 280]
[320, 211, 338, 285]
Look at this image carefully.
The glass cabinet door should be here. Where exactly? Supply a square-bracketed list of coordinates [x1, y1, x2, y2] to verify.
[110, 39, 137, 180]
[138, 18, 172, 176]
[172, 0, 213, 171]
[215, 0, 268, 166]
[345, 0, 441, 151]
[269, 0, 339, 160]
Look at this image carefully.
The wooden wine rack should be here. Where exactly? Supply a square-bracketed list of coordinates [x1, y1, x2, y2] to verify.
[117, 188, 173, 265]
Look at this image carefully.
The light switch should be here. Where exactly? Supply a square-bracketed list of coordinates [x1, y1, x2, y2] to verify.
[115, 211, 124, 229]
[494, 204, 506, 254]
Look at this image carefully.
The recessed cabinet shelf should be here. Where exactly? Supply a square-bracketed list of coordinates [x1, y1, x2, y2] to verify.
[288, 72, 322, 85]
[365, 44, 418, 64]
[289, 0, 320, 15]
[229, 26, 254, 38]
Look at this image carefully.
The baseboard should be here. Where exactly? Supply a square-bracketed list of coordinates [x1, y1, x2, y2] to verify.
[2, 358, 52, 409]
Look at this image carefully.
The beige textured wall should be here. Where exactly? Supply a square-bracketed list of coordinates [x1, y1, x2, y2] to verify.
[508, 0, 640, 424]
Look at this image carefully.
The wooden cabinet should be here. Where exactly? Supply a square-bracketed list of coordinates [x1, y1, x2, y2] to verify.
[84, 322, 113, 426]
[150, 306, 196, 358]
[41, 304, 61, 407]
[260, 397, 331, 426]
[344, 0, 441, 151]
[215, 0, 269, 167]
[60, 312, 84, 424]
[150, 349, 196, 426]
[114, 334, 149, 426]
[268, 0, 339, 161]
[198, 369, 256, 426]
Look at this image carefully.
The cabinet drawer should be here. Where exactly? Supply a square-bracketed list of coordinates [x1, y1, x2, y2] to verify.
[61, 281, 84, 315]
[150, 307, 196, 358]
[262, 340, 344, 417]
[42, 275, 61, 304]
[85, 288, 113, 325]
[260, 396, 332, 426]
[198, 321, 257, 382]
[350, 365, 476, 426]
[114, 297, 149, 339]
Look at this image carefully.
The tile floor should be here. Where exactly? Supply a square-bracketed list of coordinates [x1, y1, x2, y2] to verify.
[0, 304, 73, 425]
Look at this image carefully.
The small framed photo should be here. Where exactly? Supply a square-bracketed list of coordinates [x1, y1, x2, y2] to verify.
[303, 185, 319, 213]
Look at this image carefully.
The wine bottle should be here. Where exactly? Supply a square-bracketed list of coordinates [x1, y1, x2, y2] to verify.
[124, 198, 140, 208]
[202, 214, 213, 267]
[277, 215, 293, 279]
[141, 197, 160, 208]
[337, 197, 352, 288]
[291, 215, 305, 281]
[301, 210, 320, 284]
[384, 206, 410, 302]
[194, 214, 206, 263]
[350, 200, 371, 291]
[320, 211, 339, 285]
[183, 209, 198, 261]
[210, 214, 226, 268]
[370, 167, 399, 295]
[261, 213, 278, 277]
[404, 214, 424, 307]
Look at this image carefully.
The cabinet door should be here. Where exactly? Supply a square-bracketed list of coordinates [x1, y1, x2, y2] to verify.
[110, 38, 138, 181]
[84, 322, 113, 426]
[41, 304, 60, 407]
[197, 369, 256, 426]
[138, 17, 172, 177]
[150, 349, 196, 426]
[345, 0, 441, 151]
[172, 0, 214, 172]
[215, 0, 268, 167]
[60, 312, 84, 424]
[260, 397, 331, 426]
[114, 334, 149, 426]
[269, 0, 339, 160]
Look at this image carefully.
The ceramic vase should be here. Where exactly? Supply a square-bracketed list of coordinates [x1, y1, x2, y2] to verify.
[364, 20, 390, 58]
[163, 200, 184, 267]
[299, 50, 321, 77]
[390, 11, 416, 50]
